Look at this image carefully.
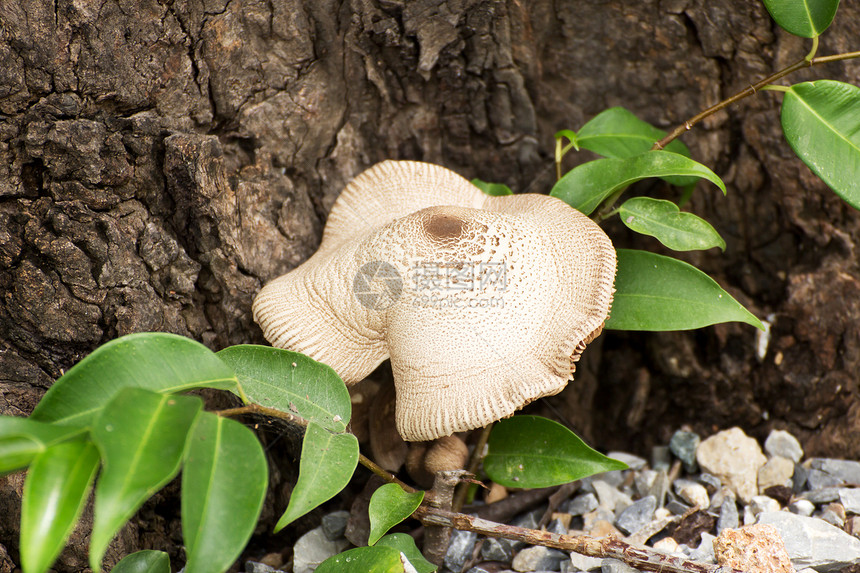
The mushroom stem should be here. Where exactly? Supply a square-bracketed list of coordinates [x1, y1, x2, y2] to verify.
[413, 505, 743, 573]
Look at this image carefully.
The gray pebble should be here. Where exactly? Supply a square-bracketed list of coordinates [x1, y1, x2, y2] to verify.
[669, 430, 700, 473]
[465, 568, 491, 573]
[564, 493, 599, 516]
[615, 495, 656, 535]
[750, 495, 781, 516]
[482, 537, 514, 562]
[569, 552, 603, 572]
[839, 488, 860, 515]
[512, 546, 568, 572]
[651, 445, 672, 472]
[601, 558, 640, 573]
[646, 470, 669, 508]
[819, 508, 845, 529]
[807, 468, 845, 490]
[245, 562, 279, 573]
[321, 510, 350, 541]
[697, 473, 722, 494]
[444, 529, 478, 573]
[758, 511, 860, 571]
[810, 458, 860, 484]
[800, 487, 841, 504]
[292, 526, 349, 573]
[717, 495, 739, 533]
[547, 518, 568, 536]
[607, 452, 647, 471]
[634, 469, 657, 498]
[513, 509, 544, 530]
[688, 532, 715, 563]
[666, 498, 691, 516]
[764, 429, 804, 463]
[789, 499, 816, 517]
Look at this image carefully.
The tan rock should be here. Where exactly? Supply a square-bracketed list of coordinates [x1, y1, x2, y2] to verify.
[697, 427, 767, 503]
[714, 524, 793, 573]
[758, 455, 795, 493]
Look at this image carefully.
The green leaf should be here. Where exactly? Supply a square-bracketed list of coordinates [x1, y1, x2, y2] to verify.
[484, 415, 627, 489]
[762, 0, 839, 37]
[315, 546, 405, 573]
[618, 197, 726, 251]
[576, 107, 695, 187]
[275, 422, 359, 531]
[20, 440, 100, 573]
[606, 249, 764, 331]
[0, 417, 86, 475]
[577, 107, 691, 158]
[217, 345, 351, 432]
[471, 178, 513, 196]
[376, 533, 438, 573]
[555, 129, 579, 151]
[182, 412, 268, 573]
[90, 388, 203, 571]
[31, 333, 237, 427]
[368, 484, 425, 546]
[110, 551, 170, 573]
[781, 80, 860, 210]
[550, 151, 725, 215]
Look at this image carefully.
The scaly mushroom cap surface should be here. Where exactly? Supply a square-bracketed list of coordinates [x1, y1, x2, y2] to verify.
[253, 160, 616, 441]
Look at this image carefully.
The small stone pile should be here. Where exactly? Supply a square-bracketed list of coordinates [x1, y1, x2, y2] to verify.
[269, 426, 860, 573]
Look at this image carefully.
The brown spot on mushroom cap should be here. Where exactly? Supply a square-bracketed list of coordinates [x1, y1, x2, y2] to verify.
[253, 160, 616, 442]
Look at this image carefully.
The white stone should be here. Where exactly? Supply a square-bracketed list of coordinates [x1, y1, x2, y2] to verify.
[696, 427, 767, 503]
[292, 526, 349, 573]
[758, 511, 860, 571]
[764, 430, 804, 463]
[839, 488, 860, 515]
[758, 456, 796, 492]
[674, 479, 710, 508]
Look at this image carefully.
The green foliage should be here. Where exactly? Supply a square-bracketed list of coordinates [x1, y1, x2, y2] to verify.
[607, 250, 764, 331]
[218, 344, 351, 432]
[182, 413, 268, 573]
[316, 546, 406, 573]
[30, 333, 237, 427]
[472, 178, 513, 196]
[550, 150, 725, 216]
[367, 484, 425, 545]
[780, 80, 860, 210]
[90, 389, 203, 570]
[762, 0, 839, 37]
[484, 416, 627, 488]
[0, 417, 85, 475]
[110, 551, 171, 573]
[618, 197, 725, 252]
[20, 440, 99, 573]
[375, 534, 438, 573]
[275, 421, 359, 532]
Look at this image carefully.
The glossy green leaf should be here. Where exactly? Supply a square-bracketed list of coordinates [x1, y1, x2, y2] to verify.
[90, 388, 202, 571]
[576, 107, 695, 187]
[618, 197, 725, 251]
[484, 416, 627, 488]
[555, 129, 579, 151]
[31, 333, 236, 427]
[275, 422, 359, 531]
[781, 80, 860, 210]
[762, 0, 839, 37]
[217, 345, 350, 432]
[20, 440, 99, 573]
[368, 484, 425, 546]
[110, 551, 170, 573]
[471, 178, 513, 196]
[182, 412, 268, 573]
[0, 417, 85, 475]
[315, 546, 405, 573]
[577, 107, 691, 158]
[606, 249, 764, 331]
[376, 533, 438, 573]
[550, 151, 725, 215]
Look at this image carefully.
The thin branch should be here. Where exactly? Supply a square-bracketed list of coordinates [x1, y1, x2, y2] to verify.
[215, 403, 309, 428]
[359, 453, 417, 493]
[652, 47, 860, 151]
[414, 505, 743, 573]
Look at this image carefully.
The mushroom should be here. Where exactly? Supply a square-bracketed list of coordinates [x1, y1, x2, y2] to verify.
[253, 160, 616, 442]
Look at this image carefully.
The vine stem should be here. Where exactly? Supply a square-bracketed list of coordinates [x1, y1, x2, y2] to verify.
[652, 44, 860, 151]
[414, 505, 743, 573]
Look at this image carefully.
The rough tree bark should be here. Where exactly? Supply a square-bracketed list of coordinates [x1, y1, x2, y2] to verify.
[1, 0, 859, 569]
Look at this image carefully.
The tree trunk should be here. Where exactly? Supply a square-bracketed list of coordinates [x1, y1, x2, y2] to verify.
[1, 0, 859, 568]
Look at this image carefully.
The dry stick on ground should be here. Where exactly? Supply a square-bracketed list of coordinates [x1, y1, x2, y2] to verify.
[414, 505, 743, 573]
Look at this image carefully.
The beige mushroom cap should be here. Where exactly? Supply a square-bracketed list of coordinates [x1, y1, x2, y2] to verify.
[253, 160, 616, 441]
